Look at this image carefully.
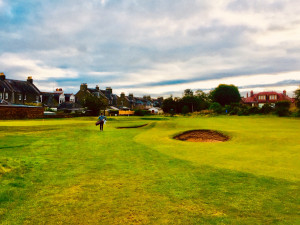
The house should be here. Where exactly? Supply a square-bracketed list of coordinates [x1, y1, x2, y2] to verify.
[152, 97, 164, 107]
[148, 107, 163, 114]
[41, 88, 75, 110]
[242, 90, 294, 108]
[117, 92, 131, 108]
[133, 96, 154, 109]
[0, 73, 41, 104]
[75, 83, 109, 105]
[65, 93, 75, 103]
[101, 87, 118, 106]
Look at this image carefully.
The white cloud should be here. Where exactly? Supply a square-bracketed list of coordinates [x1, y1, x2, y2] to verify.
[1, 0, 300, 96]
[0, 53, 78, 81]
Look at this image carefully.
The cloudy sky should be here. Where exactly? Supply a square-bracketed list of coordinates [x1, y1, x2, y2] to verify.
[0, 0, 299, 97]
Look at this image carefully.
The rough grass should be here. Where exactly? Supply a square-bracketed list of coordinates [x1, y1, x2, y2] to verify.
[0, 116, 299, 224]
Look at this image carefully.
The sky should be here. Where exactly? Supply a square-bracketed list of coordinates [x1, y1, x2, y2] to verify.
[0, 0, 299, 97]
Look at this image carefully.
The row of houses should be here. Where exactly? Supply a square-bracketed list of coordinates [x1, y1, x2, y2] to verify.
[0, 72, 296, 113]
[0, 73, 164, 113]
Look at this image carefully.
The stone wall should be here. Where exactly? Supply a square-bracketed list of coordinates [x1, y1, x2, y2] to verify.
[0, 105, 44, 119]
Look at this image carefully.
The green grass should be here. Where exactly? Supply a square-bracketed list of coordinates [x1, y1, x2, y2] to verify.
[0, 116, 299, 224]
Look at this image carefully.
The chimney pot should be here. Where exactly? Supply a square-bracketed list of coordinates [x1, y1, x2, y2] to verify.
[80, 83, 88, 91]
[27, 76, 33, 84]
[0, 72, 5, 81]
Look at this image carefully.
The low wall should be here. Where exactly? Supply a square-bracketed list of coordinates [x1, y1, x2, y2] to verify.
[119, 110, 134, 115]
[0, 105, 44, 119]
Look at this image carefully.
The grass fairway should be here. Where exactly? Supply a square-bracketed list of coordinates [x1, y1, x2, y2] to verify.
[0, 116, 299, 224]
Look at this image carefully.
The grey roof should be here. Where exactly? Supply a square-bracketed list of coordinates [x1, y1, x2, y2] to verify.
[88, 88, 108, 99]
[0, 79, 40, 95]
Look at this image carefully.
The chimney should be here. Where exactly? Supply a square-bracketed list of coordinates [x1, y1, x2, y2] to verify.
[0, 72, 5, 81]
[283, 90, 286, 96]
[27, 76, 33, 84]
[56, 88, 60, 91]
[96, 85, 99, 91]
[246, 92, 248, 98]
[250, 90, 254, 97]
[106, 87, 112, 94]
[80, 83, 88, 91]
[128, 93, 133, 100]
[59, 88, 62, 92]
[120, 92, 125, 98]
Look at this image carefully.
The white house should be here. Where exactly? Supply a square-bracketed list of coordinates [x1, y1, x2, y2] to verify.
[148, 107, 163, 114]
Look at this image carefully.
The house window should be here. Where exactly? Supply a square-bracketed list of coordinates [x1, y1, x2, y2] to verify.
[0, 93, 2, 99]
[258, 95, 266, 100]
[24, 94, 26, 100]
[19, 95, 22, 101]
[36, 96, 39, 101]
[269, 95, 277, 100]
[5, 93, 8, 99]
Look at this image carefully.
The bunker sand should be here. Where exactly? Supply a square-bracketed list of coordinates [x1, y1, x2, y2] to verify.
[174, 130, 229, 142]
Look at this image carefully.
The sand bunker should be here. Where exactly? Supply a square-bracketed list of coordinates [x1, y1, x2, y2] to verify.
[174, 130, 229, 142]
[116, 124, 148, 129]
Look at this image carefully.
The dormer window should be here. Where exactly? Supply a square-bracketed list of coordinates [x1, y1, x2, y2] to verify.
[258, 95, 266, 100]
[269, 95, 277, 100]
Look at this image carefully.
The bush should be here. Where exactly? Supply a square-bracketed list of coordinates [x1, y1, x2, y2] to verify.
[260, 104, 273, 114]
[209, 102, 223, 114]
[275, 101, 291, 117]
[224, 103, 250, 116]
[249, 106, 260, 114]
[134, 109, 151, 116]
[291, 110, 300, 117]
[237, 106, 251, 116]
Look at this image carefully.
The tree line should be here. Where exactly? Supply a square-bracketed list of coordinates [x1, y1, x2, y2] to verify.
[162, 84, 300, 117]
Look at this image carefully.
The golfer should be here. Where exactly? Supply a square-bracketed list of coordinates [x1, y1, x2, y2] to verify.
[98, 113, 107, 131]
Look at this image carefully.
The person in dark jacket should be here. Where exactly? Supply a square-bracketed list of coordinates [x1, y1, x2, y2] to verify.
[97, 113, 106, 131]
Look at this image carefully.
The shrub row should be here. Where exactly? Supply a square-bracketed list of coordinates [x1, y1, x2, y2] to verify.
[208, 101, 295, 117]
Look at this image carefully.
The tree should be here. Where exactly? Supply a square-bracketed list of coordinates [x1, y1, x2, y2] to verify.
[211, 84, 241, 106]
[195, 90, 210, 109]
[182, 105, 189, 114]
[183, 89, 193, 97]
[294, 87, 300, 109]
[82, 94, 107, 116]
[275, 101, 291, 117]
[162, 96, 177, 113]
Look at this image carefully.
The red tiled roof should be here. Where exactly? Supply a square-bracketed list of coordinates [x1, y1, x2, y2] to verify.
[242, 91, 293, 104]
